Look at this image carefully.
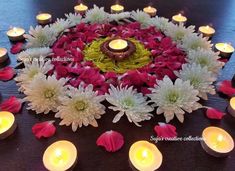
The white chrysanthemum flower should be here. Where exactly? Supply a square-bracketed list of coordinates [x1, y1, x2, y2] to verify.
[83, 5, 109, 24]
[55, 84, 106, 132]
[181, 33, 212, 52]
[15, 60, 53, 92]
[131, 10, 151, 28]
[149, 16, 170, 32]
[174, 64, 216, 100]
[165, 23, 195, 43]
[105, 85, 153, 127]
[65, 13, 82, 27]
[24, 25, 57, 48]
[148, 76, 201, 123]
[24, 74, 67, 114]
[17, 47, 52, 62]
[109, 12, 131, 22]
[187, 48, 224, 74]
[50, 18, 71, 35]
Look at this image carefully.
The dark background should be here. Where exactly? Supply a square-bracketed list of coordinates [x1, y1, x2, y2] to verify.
[0, 0, 235, 171]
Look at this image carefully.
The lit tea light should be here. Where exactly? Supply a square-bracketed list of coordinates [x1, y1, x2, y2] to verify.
[129, 141, 163, 171]
[0, 111, 17, 139]
[172, 13, 187, 25]
[0, 48, 8, 64]
[74, 3, 88, 15]
[227, 97, 235, 117]
[215, 43, 234, 58]
[7, 27, 25, 42]
[109, 39, 128, 51]
[36, 13, 52, 25]
[43, 140, 78, 171]
[143, 6, 157, 17]
[201, 127, 234, 157]
[111, 4, 124, 14]
[199, 25, 215, 38]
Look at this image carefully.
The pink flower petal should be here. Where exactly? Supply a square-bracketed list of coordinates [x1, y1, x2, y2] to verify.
[32, 121, 56, 139]
[0, 66, 15, 81]
[154, 122, 177, 138]
[0, 96, 23, 114]
[10, 43, 24, 54]
[96, 130, 124, 152]
[217, 80, 235, 97]
[206, 107, 225, 120]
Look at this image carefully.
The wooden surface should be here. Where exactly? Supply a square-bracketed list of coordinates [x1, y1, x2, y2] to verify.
[0, 0, 235, 171]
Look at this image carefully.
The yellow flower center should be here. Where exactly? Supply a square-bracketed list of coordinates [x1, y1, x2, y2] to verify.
[74, 100, 87, 111]
[44, 89, 56, 99]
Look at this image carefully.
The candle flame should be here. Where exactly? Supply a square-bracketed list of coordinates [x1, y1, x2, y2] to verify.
[55, 149, 62, 158]
[178, 13, 182, 17]
[13, 27, 17, 33]
[217, 134, 223, 142]
[142, 150, 148, 158]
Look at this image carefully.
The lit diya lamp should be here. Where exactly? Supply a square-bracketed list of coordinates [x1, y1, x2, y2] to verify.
[0, 111, 17, 139]
[36, 13, 52, 25]
[227, 97, 235, 117]
[108, 39, 128, 52]
[129, 141, 163, 171]
[199, 25, 215, 38]
[215, 43, 234, 58]
[0, 48, 8, 64]
[172, 13, 187, 25]
[43, 140, 78, 171]
[74, 3, 88, 15]
[111, 4, 124, 14]
[143, 6, 157, 17]
[7, 27, 25, 41]
[201, 127, 234, 157]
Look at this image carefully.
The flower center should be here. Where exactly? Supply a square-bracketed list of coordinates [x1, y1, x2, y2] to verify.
[167, 91, 180, 103]
[28, 69, 39, 79]
[197, 57, 209, 67]
[190, 76, 201, 88]
[74, 100, 87, 111]
[190, 41, 201, 50]
[44, 89, 56, 99]
[121, 97, 135, 108]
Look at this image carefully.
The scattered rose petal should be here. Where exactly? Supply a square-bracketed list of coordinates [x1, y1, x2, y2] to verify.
[32, 121, 56, 139]
[0, 96, 23, 114]
[10, 43, 24, 54]
[96, 130, 124, 152]
[0, 66, 15, 81]
[206, 107, 225, 120]
[217, 80, 235, 97]
[154, 122, 177, 138]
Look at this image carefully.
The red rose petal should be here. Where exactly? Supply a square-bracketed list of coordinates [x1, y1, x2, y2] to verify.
[10, 42, 24, 54]
[0, 96, 23, 114]
[0, 66, 15, 81]
[154, 122, 177, 138]
[32, 121, 56, 139]
[206, 107, 225, 120]
[96, 130, 124, 152]
[217, 80, 235, 97]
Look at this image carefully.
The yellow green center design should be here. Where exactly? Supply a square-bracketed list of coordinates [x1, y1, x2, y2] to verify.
[83, 38, 152, 74]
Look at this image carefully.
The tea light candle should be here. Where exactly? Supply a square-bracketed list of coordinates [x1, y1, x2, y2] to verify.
[201, 127, 234, 157]
[199, 25, 215, 38]
[36, 13, 52, 25]
[7, 27, 25, 41]
[0, 48, 8, 64]
[129, 141, 163, 171]
[74, 3, 88, 15]
[143, 6, 157, 17]
[0, 111, 17, 139]
[227, 97, 235, 117]
[109, 39, 128, 52]
[215, 43, 234, 58]
[111, 4, 124, 14]
[172, 13, 187, 25]
[43, 140, 78, 171]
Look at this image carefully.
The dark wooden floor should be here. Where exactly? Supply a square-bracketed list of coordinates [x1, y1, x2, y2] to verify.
[0, 0, 235, 171]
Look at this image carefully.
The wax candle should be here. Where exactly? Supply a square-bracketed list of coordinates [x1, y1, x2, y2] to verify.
[201, 127, 234, 157]
[0, 48, 8, 64]
[36, 13, 52, 25]
[108, 39, 128, 52]
[6, 27, 25, 41]
[227, 97, 235, 117]
[172, 13, 187, 25]
[143, 6, 157, 17]
[0, 111, 17, 139]
[199, 25, 215, 38]
[215, 43, 234, 58]
[111, 4, 124, 14]
[43, 140, 78, 171]
[74, 3, 88, 15]
[129, 141, 163, 171]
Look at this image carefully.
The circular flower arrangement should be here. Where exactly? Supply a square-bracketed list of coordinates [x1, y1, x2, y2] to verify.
[15, 5, 224, 131]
